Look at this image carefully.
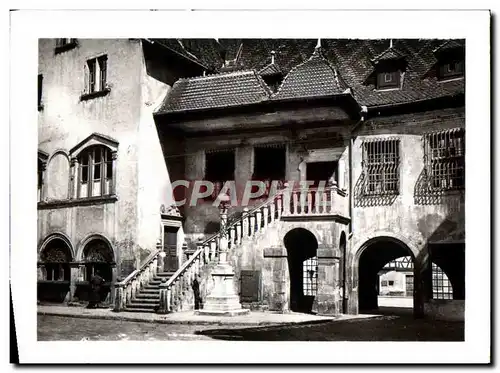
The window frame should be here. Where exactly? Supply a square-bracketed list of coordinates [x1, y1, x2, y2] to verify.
[38, 74, 43, 111]
[77, 146, 114, 199]
[438, 58, 465, 80]
[204, 149, 236, 201]
[376, 70, 401, 90]
[81, 54, 110, 101]
[423, 128, 465, 193]
[362, 138, 401, 196]
[54, 38, 78, 54]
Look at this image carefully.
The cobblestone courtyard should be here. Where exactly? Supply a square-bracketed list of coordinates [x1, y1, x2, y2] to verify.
[38, 314, 464, 341]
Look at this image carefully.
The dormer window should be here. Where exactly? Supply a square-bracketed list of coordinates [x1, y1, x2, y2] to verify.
[377, 70, 400, 90]
[439, 59, 464, 80]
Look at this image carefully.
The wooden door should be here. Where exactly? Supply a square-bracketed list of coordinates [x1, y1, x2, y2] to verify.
[163, 226, 179, 271]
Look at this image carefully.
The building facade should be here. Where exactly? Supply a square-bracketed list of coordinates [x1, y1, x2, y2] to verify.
[38, 38, 465, 320]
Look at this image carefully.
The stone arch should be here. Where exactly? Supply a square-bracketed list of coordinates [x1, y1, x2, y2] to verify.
[38, 232, 74, 262]
[76, 234, 115, 262]
[280, 224, 322, 246]
[352, 230, 420, 266]
[283, 227, 319, 313]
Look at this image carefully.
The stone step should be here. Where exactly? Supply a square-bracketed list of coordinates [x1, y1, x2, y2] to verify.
[135, 293, 160, 300]
[122, 307, 157, 313]
[156, 272, 176, 277]
[140, 288, 161, 294]
[130, 297, 159, 304]
[126, 302, 158, 309]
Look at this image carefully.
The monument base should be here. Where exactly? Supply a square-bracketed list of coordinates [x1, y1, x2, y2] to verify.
[197, 263, 249, 317]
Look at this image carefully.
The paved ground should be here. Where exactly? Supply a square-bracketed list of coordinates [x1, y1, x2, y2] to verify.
[37, 312, 463, 341]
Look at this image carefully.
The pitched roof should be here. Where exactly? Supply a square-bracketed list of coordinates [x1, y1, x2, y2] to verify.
[433, 40, 465, 54]
[371, 47, 406, 64]
[272, 47, 348, 100]
[259, 62, 282, 76]
[158, 70, 271, 113]
[155, 38, 465, 114]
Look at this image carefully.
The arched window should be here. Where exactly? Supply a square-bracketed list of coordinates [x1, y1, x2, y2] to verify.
[40, 239, 72, 282]
[77, 146, 113, 198]
[82, 239, 114, 283]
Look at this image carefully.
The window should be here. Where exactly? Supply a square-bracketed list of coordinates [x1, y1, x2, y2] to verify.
[38, 74, 43, 110]
[54, 38, 77, 53]
[83, 55, 109, 97]
[388, 280, 394, 286]
[253, 146, 286, 181]
[432, 263, 453, 300]
[424, 128, 465, 191]
[303, 257, 318, 296]
[77, 146, 113, 198]
[362, 139, 400, 195]
[381, 280, 388, 287]
[204, 150, 235, 200]
[377, 70, 400, 89]
[439, 59, 464, 80]
[38, 159, 44, 202]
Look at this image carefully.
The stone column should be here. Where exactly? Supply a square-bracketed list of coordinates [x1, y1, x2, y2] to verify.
[69, 263, 80, 302]
[414, 247, 432, 319]
[314, 245, 341, 316]
[263, 246, 289, 312]
[110, 265, 117, 305]
[69, 157, 77, 199]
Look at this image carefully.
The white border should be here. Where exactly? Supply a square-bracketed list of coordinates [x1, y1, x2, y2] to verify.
[9, 9, 490, 364]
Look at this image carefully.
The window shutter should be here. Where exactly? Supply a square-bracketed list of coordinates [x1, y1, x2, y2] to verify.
[84, 63, 89, 94]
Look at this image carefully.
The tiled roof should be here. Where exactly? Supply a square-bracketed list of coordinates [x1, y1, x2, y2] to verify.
[371, 47, 406, 64]
[272, 47, 348, 100]
[158, 70, 271, 113]
[259, 62, 282, 76]
[433, 40, 465, 54]
[156, 38, 465, 114]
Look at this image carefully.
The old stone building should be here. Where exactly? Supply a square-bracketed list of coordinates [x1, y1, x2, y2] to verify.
[38, 38, 465, 320]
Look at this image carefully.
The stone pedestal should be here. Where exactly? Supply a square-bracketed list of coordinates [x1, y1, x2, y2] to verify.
[314, 245, 341, 316]
[197, 233, 249, 316]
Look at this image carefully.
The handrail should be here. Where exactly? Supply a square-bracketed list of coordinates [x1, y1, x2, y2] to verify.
[164, 187, 288, 288]
[116, 248, 162, 287]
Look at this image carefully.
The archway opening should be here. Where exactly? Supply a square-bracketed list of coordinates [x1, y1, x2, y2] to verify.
[78, 239, 114, 303]
[358, 239, 415, 314]
[284, 228, 318, 314]
[38, 238, 73, 303]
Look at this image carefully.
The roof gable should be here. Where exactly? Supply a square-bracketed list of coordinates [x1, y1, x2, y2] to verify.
[272, 47, 348, 100]
[69, 133, 119, 157]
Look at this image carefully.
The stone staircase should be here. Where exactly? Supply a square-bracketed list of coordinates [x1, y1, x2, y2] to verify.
[114, 182, 347, 314]
[122, 271, 175, 313]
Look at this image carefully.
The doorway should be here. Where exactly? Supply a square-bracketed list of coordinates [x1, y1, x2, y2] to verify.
[163, 226, 179, 271]
[284, 228, 318, 313]
[306, 161, 338, 187]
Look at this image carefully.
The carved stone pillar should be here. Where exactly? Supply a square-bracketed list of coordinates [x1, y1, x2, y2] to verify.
[69, 157, 77, 199]
[69, 263, 80, 302]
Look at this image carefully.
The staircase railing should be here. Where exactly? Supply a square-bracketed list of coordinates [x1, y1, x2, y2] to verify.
[157, 187, 288, 314]
[113, 242, 162, 312]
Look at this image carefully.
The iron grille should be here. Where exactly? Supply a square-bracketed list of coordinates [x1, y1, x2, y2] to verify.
[362, 138, 400, 195]
[303, 257, 318, 296]
[424, 128, 465, 192]
[432, 263, 453, 300]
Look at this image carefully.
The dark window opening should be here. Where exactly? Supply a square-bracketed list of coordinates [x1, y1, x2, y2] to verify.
[306, 161, 338, 188]
[262, 75, 283, 93]
[377, 70, 400, 90]
[388, 280, 394, 286]
[204, 150, 235, 201]
[381, 280, 388, 286]
[253, 146, 286, 181]
[432, 263, 453, 300]
[55, 38, 78, 53]
[38, 74, 43, 110]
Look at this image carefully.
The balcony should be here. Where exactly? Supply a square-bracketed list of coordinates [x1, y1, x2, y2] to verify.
[280, 182, 349, 222]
